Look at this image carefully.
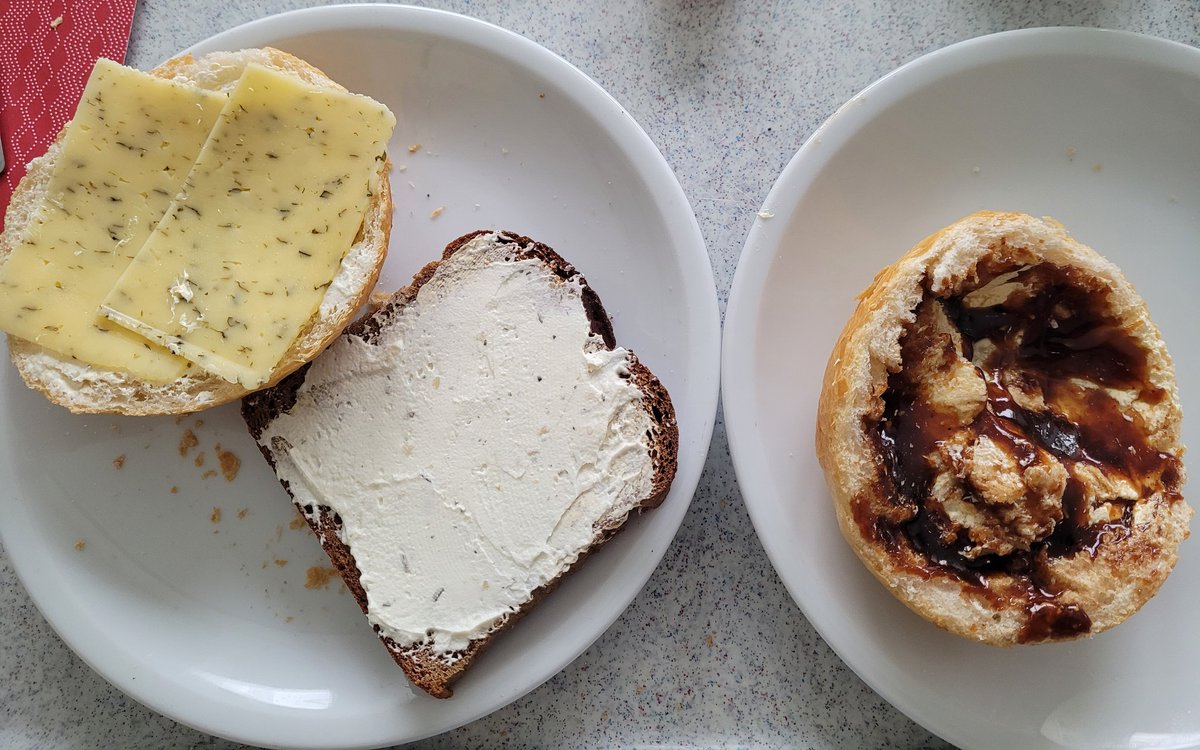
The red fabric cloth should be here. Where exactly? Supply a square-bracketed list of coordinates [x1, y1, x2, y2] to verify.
[0, 0, 137, 229]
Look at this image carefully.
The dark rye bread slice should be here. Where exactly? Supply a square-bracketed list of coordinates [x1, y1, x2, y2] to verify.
[242, 230, 679, 698]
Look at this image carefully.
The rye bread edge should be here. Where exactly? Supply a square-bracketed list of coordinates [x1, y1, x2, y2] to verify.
[241, 230, 679, 698]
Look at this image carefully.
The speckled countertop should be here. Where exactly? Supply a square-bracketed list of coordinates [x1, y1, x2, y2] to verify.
[2, 1, 1198, 748]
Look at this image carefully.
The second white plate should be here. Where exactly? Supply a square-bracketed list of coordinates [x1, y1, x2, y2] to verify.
[724, 28, 1200, 750]
[0, 5, 719, 748]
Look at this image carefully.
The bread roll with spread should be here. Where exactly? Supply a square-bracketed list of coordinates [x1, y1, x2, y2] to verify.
[242, 230, 679, 697]
[816, 211, 1190, 645]
[0, 49, 396, 414]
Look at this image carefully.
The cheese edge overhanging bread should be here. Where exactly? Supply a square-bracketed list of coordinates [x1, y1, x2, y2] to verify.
[241, 230, 680, 697]
[816, 211, 1191, 645]
[0, 47, 393, 415]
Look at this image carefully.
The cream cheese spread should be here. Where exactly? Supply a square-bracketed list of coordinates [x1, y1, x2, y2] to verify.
[258, 233, 656, 656]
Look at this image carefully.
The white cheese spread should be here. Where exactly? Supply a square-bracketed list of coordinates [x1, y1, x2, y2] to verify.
[258, 233, 656, 655]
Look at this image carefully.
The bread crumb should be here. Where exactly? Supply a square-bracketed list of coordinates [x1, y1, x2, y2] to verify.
[719, 496, 727, 509]
[1093, 163, 1103, 172]
[366, 289, 391, 313]
[407, 143, 421, 153]
[202, 470, 218, 479]
[397, 164, 407, 172]
[194, 451, 205, 468]
[237, 508, 249, 519]
[304, 566, 339, 589]
[757, 210, 775, 219]
[706, 633, 714, 648]
[210, 507, 222, 524]
[1066, 146, 1077, 161]
[73, 539, 85, 551]
[112, 454, 126, 469]
[286, 616, 294, 623]
[600, 710, 608, 722]
[538, 92, 545, 99]
[971, 166, 981, 175]
[179, 429, 199, 457]
[170, 485, 179, 494]
[501, 147, 509, 155]
[635, 685, 645, 695]
[215, 444, 241, 481]
[50, 15, 63, 28]
[274, 559, 288, 567]
[430, 206, 444, 219]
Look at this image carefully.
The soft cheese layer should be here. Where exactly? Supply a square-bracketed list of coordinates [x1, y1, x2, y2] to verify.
[101, 63, 395, 387]
[259, 234, 656, 654]
[0, 59, 223, 382]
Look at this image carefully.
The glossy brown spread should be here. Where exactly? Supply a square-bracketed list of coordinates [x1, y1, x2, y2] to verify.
[860, 262, 1182, 643]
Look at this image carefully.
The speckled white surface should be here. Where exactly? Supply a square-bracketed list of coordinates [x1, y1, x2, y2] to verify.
[3, 1, 1199, 748]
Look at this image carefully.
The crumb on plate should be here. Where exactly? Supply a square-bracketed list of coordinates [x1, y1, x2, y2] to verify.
[178, 429, 198, 457]
[216, 444, 240, 481]
[304, 566, 339, 589]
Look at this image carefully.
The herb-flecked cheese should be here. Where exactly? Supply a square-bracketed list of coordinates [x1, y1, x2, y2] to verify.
[0, 59, 224, 382]
[101, 63, 396, 388]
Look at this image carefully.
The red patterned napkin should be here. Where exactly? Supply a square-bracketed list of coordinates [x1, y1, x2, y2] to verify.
[0, 0, 137, 230]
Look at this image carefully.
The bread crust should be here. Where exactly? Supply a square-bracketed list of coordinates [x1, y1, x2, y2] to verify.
[242, 230, 678, 696]
[816, 211, 1191, 645]
[0, 48, 392, 414]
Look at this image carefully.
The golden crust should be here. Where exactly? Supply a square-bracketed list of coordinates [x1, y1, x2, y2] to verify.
[816, 211, 1191, 645]
[0, 47, 392, 415]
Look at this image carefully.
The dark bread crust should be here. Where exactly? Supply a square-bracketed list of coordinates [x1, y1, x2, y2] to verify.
[242, 230, 678, 698]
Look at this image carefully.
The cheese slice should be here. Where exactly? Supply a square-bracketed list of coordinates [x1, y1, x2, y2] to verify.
[0, 59, 224, 383]
[101, 64, 396, 388]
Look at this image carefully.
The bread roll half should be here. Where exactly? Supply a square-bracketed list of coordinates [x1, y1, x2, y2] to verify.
[816, 211, 1191, 644]
[0, 48, 393, 415]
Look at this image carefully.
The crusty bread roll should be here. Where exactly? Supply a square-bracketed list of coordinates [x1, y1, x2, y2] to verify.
[0, 48, 393, 415]
[816, 211, 1191, 645]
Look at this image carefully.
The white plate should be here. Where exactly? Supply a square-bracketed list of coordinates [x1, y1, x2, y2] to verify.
[724, 27, 1200, 750]
[0, 6, 719, 748]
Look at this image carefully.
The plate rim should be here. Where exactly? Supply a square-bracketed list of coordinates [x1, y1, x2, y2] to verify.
[722, 25, 1200, 750]
[1, 4, 720, 747]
